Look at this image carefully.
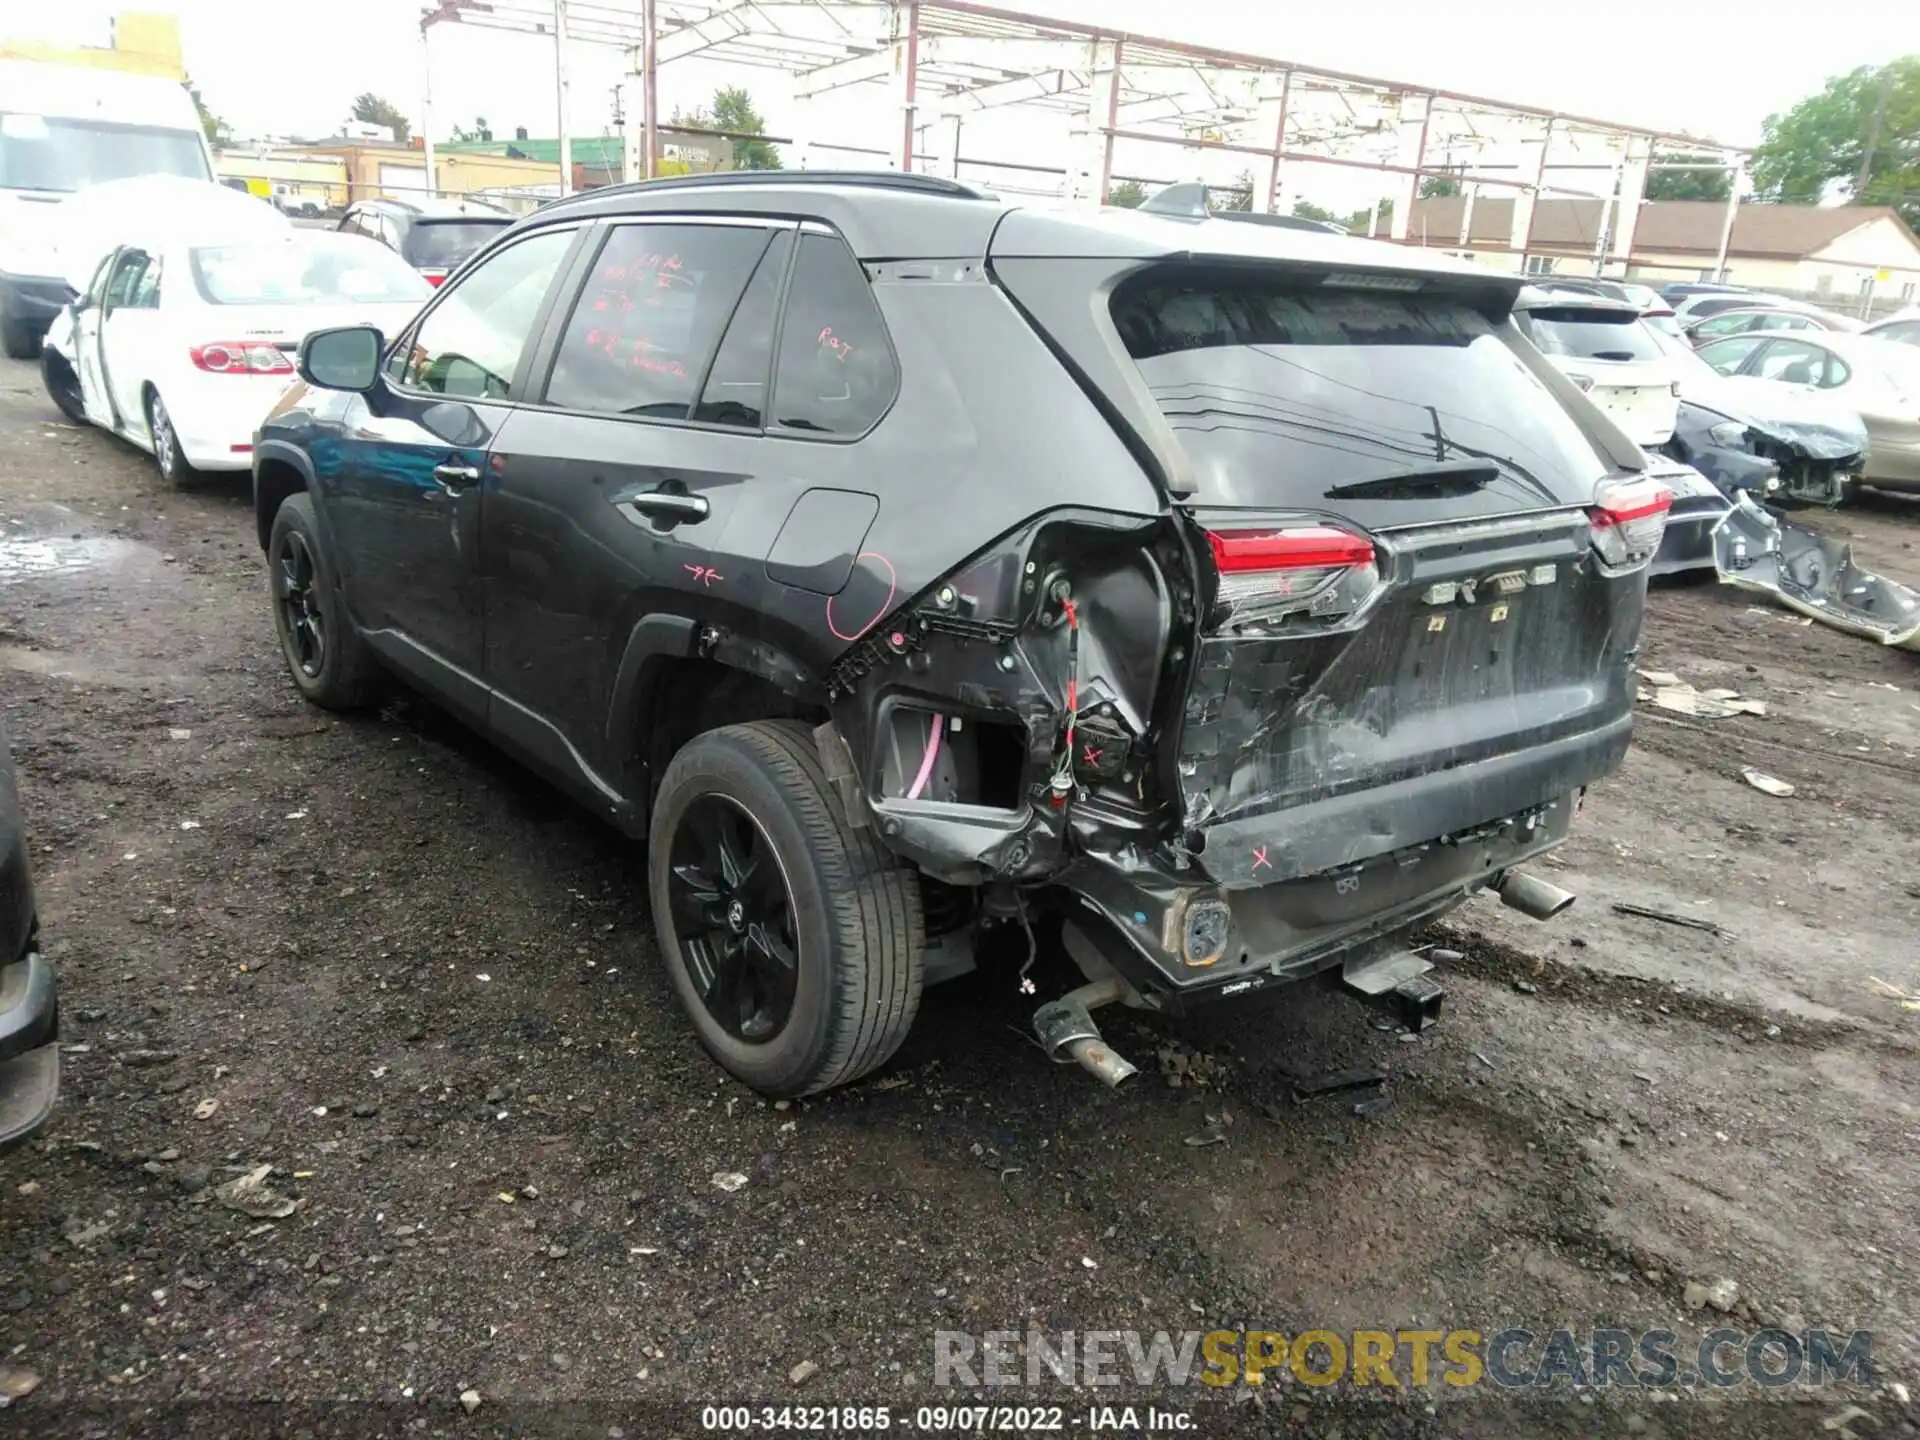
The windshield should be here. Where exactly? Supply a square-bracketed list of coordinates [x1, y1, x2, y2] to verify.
[404, 219, 510, 269]
[190, 235, 430, 306]
[0, 112, 208, 192]
[1647, 324, 1721, 382]
[1522, 308, 1664, 362]
[1111, 273, 1612, 510]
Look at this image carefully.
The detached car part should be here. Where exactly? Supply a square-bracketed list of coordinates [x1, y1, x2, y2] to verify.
[1713, 495, 1920, 651]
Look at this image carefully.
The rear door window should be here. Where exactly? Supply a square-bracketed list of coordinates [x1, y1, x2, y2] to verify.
[543, 223, 772, 419]
[769, 232, 898, 437]
[1110, 271, 1611, 510]
[694, 230, 792, 428]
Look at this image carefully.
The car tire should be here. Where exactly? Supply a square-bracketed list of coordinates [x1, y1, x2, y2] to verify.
[144, 390, 196, 487]
[1, 317, 40, 361]
[267, 493, 380, 710]
[40, 350, 86, 426]
[648, 719, 925, 1098]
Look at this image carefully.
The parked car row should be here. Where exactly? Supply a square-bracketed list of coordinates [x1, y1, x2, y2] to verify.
[1521, 277, 1916, 510]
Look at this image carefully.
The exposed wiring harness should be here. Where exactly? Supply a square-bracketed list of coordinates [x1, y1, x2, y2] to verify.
[1047, 597, 1080, 807]
[905, 712, 944, 801]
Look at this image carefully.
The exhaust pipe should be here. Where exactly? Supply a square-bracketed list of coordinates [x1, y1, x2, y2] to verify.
[1496, 870, 1577, 921]
[1033, 978, 1139, 1088]
[1062, 1036, 1139, 1087]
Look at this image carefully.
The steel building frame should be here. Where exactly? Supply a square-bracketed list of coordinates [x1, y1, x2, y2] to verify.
[419, 1, 1750, 274]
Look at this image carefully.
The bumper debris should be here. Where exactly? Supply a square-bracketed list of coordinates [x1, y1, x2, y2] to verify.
[1713, 495, 1920, 652]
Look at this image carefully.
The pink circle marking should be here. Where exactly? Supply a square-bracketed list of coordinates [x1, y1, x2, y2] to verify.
[826, 551, 898, 643]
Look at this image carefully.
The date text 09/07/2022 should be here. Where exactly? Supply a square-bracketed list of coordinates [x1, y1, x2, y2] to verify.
[699, 1405, 1194, 1432]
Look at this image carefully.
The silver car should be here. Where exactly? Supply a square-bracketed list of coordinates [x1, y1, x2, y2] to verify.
[1696, 330, 1920, 492]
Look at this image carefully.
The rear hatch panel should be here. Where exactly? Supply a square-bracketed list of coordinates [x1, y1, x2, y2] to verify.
[989, 231, 1653, 896]
[1177, 504, 1639, 884]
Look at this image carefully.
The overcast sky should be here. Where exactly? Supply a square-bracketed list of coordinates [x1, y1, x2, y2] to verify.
[31, 0, 1910, 206]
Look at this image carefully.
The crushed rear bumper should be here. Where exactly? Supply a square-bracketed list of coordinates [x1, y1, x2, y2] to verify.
[1064, 767, 1603, 1010]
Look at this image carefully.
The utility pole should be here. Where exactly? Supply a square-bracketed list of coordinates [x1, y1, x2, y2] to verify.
[1856, 70, 1891, 201]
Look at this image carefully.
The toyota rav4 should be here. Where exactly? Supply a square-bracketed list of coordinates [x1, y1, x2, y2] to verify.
[253, 173, 1667, 1097]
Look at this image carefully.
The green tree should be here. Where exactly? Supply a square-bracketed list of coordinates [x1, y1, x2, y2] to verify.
[1418, 167, 1463, 199]
[1346, 199, 1393, 234]
[1751, 58, 1919, 228]
[452, 117, 494, 143]
[681, 87, 782, 170]
[350, 92, 412, 143]
[1107, 178, 1147, 208]
[186, 79, 230, 147]
[1645, 154, 1733, 202]
[1290, 199, 1341, 224]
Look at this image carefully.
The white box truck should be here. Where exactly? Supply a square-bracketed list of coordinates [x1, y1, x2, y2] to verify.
[0, 59, 214, 358]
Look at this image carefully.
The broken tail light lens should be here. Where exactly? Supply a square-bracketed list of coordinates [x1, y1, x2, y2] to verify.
[190, 343, 294, 376]
[1588, 477, 1673, 572]
[1204, 525, 1380, 630]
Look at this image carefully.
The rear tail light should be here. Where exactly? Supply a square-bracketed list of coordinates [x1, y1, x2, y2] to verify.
[421, 269, 448, 287]
[190, 342, 294, 375]
[1204, 525, 1380, 629]
[1589, 477, 1673, 572]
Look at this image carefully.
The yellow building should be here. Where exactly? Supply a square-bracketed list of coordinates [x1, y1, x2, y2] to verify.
[0, 12, 185, 80]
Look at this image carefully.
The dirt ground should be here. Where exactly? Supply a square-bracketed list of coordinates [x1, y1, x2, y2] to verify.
[1, 351, 1917, 1440]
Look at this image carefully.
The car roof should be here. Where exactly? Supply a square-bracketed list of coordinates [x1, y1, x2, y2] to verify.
[1685, 305, 1822, 320]
[352, 196, 512, 221]
[1512, 285, 1642, 315]
[521, 171, 1522, 295]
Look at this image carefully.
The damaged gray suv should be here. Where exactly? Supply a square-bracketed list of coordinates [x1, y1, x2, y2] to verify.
[253, 173, 1670, 1097]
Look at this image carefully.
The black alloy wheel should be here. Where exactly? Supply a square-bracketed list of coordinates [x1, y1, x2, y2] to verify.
[274, 529, 327, 680]
[665, 794, 799, 1042]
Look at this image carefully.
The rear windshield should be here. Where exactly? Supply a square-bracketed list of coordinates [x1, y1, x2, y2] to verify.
[191, 234, 430, 305]
[404, 219, 510, 269]
[1521, 308, 1663, 362]
[1111, 274, 1611, 506]
[0, 112, 208, 192]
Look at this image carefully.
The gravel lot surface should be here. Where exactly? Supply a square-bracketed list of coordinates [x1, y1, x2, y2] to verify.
[1, 352, 1917, 1440]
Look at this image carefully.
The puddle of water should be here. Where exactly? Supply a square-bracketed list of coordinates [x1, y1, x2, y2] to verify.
[0, 535, 145, 585]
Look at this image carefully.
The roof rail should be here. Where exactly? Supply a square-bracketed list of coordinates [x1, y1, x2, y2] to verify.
[545, 170, 998, 208]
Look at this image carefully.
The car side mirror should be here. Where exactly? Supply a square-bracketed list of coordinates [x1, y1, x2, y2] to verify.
[299, 325, 384, 392]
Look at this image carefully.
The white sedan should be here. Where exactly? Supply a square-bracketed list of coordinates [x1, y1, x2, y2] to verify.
[42, 229, 431, 483]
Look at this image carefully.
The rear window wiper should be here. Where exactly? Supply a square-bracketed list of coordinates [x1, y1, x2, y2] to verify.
[1324, 458, 1499, 500]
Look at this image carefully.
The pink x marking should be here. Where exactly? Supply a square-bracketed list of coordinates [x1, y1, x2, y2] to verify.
[1252, 846, 1272, 874]
[1081, 744, 1103, 767]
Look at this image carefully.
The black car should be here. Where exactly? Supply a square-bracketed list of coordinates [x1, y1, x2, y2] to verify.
[0, 713, 58, 1150]
[253, 172, 1668, 1098]
[336, 197, 514, 287]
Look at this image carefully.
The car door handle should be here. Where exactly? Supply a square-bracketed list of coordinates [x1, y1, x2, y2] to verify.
[622, 492, 709, 523]
[433, 462, 481, 491]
